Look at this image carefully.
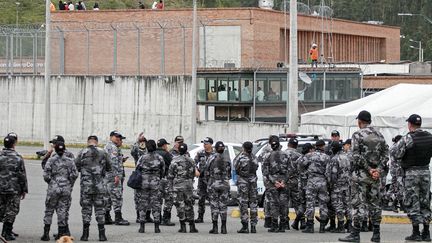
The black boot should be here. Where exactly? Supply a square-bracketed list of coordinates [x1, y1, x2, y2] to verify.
[209, 220, 218, 234]
[145, 210, 154, 223]
[138, 222, 145, 233]
[250, 223, 256, 234]
[338, 222, 360, 242]
[136, 210, 140, 223]
[285, 216, 290, 230]
[345, 220, 352, 233]
[178, 220, 187, 233]
[291, 215, 301, 230]
[80, 223, 90, 241]
[268, 219, 279, 233]
[335, 220, 345, 233]
[360, 220, 368, 232]
[368, 219, 373, 232]
[161, 211, 175, 226]
[300, 218, 306, 230]
[154, 223, 161, 233]
[221, 220, 227, 234]
[189, 221, 199, 233]
[105, 211, 113, 225]
[65, 224, 70, 236]
[98, 224, 107, 241]
[264, 217, 271, 228]
[114, 211, 130, 225]
[279, 218, 286, 233]
[237, 222, 249, 233]
[371, 224, 380, 242]
[55, 226, 66, 240]
[319, 218, 329, 233]
[302, 220, 314, 233]
[326, 217, 336, 232]
[195, 213, 204, 223]
[405, 224, 422, 241]
[423, 224, 431, 242]
[2, 222, 15, 241]
[40, 224, 50, 241]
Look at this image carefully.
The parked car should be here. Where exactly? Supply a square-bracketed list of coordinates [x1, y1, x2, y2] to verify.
[189, 143, 242, 205]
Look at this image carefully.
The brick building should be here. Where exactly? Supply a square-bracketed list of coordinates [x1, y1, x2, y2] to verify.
[50, 7, 400, 76]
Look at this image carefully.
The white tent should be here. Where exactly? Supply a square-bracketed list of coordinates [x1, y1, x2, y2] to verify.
[299, 83, 432, 143]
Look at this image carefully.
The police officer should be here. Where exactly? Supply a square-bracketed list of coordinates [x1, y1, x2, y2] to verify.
[262, 136, 290, 233]
[130, 133, 149, 223]
[0, 135, 27, 241]
[75, 135, 111, 241]
[206, 141, 231, 234]
[258, 135, 280, 228]
[194, 137, 215, 223]
[339, 110, 388, 243]
[295, 143, 315, 231]
[301, 140, 330, 234]
[392, 114, 432, 241]
[234, 141, 259, 234]
[136, 140, 165, 234]
[156, 138, 175, 226]
[168, 143, 199, 233]
[41, 142, 78, 241]
[327, 141, 352, 233]
[104, 131, 129, 226]
[325, 130, 341, 232]
[388, 135, 404, 212]
[170, 135, 185, 157]
[41, 135, 75, 170]
[285, 138, 302, 230]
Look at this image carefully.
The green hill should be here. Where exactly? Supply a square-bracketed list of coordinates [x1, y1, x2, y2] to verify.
[1, 0, 431, 61]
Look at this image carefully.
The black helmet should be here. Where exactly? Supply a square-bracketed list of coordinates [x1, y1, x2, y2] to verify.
[242, 141, 253, 153]
[146, 140, 157, 153]
[54, 142, 66, 156]
[302, 143, 313, 155]
[215, 141, 225, 154]
[178, 143, 188, 155]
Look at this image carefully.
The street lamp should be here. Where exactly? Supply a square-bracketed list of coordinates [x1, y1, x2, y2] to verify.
[398, 13, 432, 25]
[15, 2, 20, 28]
[400, 35, 424, 62]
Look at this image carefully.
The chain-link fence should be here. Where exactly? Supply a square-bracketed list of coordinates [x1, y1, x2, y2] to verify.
[0, 15, 263, 76]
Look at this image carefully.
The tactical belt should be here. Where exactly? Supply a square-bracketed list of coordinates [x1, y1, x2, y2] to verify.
[405, 165, 429, 171]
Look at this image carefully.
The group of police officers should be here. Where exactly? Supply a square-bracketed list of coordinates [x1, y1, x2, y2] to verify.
[1, 110, 432, 242]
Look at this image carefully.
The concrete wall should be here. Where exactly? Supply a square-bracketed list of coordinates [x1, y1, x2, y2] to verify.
[0, 75, 287, 144]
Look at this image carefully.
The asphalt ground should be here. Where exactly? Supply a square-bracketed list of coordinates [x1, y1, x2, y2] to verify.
[4, 158, 416, 243]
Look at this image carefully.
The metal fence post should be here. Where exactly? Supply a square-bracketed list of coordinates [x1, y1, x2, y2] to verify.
[133, 23, 141, 76]
[157, 22, 166, 76]
[56, 26, 65, 75]
[111, 24, 117, 76]
[10, 33, 14, 75]
[181, 24, 186, 75]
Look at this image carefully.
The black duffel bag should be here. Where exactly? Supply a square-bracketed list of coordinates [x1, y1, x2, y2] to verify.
[127, 169, 142, 190]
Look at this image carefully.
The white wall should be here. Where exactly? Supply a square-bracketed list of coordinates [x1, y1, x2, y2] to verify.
[0, 75, 287, 144]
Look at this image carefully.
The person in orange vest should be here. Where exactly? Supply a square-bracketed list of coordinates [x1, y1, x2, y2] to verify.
[309, 43, 318, 68]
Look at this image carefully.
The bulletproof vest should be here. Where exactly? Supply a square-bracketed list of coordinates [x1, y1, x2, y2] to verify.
[269, 151, 283, 175]
[238, 153, 257, 177]
[211, 154, 228, 180]
[402, 130, 432, 169]
[176, 157, 194, 179]
[81, 146, 105, 176]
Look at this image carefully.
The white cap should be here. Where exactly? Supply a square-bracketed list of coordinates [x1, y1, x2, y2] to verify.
[312, 43, 317, 47]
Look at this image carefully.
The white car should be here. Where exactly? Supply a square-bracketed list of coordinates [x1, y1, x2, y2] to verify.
[188, 143, 242, 205]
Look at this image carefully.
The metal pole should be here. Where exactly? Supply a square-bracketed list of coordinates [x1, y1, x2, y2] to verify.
[44, 0, 52, 149]
[56, 27, 65, 75]
[161, 27, 165, 75]
[10, 34, 14, 75]
[203, 24, 206, 67]
[323, 71, 326, 108]
[320, 0, 324, 66]
[111, 24, 117, 76]
[182, 26, 186, 75]
[190, 0, 198, 143]
[419, 41, 422, 62]
[284, 0, 287, 65]
[288, 0, 299, 132]
[253, 68, 258, 123]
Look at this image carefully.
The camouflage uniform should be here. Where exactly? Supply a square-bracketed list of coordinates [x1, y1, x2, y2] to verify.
[136, 152, 165, 223]
[262, 149, 290, 228]
[257, 145, 273, 220]
[75, 145, 111, 225]
[301, 149, 330, 222]
[392, 129, 432, 226]
[206, 153, 231, 222]
[155, 148, 174, 214]
[194, 150, 215, 217]
[168, 154, 196, 222]
[130, 142, 147, 219]
[43, 154, 78, 226]
[388, 145, 404, 205]
[328, 150, 352, 222]
[350, 125, 388, 228]
[104, 141, 125, 214]
[41, 150, 75, 170]
[297, 154, 309, 217]
[234, 152, 259, 226]
[0, 148, 28, 224]
[284, 147, 302, 214]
